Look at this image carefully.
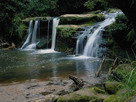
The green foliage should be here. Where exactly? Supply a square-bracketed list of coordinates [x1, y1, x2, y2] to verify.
[110, 63, 136, 101]
[105, 14, 132, 49]
[57, 0, 88, 14]
[84, 0, 108, 10]
[57, 27, 77, 38]
[127, 29, 136, 44]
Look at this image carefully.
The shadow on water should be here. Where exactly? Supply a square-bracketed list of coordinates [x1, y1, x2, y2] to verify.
[0, 49, 103, 83]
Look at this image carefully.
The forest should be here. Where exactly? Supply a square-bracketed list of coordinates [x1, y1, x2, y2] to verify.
[0, 0, 136, 102]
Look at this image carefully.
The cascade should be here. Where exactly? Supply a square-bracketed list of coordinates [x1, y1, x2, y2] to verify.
[21, 20, 40, 49]
[21, 17, 60, 50]
[51, 18, 60, 50]
[76, 12, 121, 57]
[21, 20, 34, 49]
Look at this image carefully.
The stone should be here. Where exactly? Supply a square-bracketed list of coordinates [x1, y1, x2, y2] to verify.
[90, 87, 106, 94]
[57, 88, 108, 102]
[104, 81, 123, 94]
[31, 94, 59, 102]
[103, 95, 122, 102]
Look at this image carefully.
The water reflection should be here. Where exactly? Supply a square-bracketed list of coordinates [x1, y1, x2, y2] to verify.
[0, 50, 101, 83]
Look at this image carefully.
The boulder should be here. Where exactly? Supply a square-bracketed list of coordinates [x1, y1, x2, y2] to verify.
[57, 88, 108, 102]
[103, 95, 122, 102]
[104, 81, 123, 94]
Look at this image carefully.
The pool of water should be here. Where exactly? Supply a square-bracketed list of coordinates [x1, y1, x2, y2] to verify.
[0, 49, 101, 83]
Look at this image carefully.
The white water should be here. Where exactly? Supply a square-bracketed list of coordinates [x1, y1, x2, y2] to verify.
[21, 20, 33, 49]
[51, 18, 60, 50]
[21, 20, 40, 50]
[21, 18, 60, 51]
[76, 12, 121, 57]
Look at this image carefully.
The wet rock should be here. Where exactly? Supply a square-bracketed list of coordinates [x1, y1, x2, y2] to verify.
[104, 81, 123, 94]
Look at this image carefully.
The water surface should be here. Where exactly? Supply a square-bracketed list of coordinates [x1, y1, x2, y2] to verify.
[0, 50, 101, 83]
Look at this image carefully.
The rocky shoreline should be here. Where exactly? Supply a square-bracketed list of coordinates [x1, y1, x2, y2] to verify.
[0, 61, 136, 102]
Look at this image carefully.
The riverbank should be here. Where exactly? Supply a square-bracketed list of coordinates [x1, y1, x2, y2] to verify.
[0, 75, 107, 102]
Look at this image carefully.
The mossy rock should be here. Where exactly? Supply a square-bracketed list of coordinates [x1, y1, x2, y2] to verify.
[103, 95, 122, 102]
[57, 27, 77, 38]
[57, 93, 98, 102]
[57, 88, 108, 102]
[104, 81, 123, 94]
[22, 17, 48, 23]
[60, 14, 104, 25]
[90, 87, 106, 94]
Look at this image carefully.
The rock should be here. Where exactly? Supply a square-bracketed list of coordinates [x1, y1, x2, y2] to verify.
[90, 87, 106, 94]
[103, 95, 122, 102]
[31, 94, 59, 102]
[53, 89, 69, 95]
[128, 96, 136, 102]
[57, 88, 108, 102]
[104, 81, 123, 94]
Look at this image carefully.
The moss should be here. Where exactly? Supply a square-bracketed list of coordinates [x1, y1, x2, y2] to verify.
[57, 27, 77, 38]
[103, 95, 122, 102]
[57, 93, 98, 102]
[104, 81, 123, 94]
[56, 27, 77, 54]
[18, 24, 27, 39]
[90, 87, 106, 94]
[22, 17, 48, 23]
[57, 87, 108, 102]
[60, 14, 104, 25]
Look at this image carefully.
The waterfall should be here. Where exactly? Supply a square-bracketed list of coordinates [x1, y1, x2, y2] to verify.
[21, 18, 59, 50]
[21, 20, 34, 49]
[51, 18, 60, 50]
[76, 12, 121, 57]
[21, 20, 40, 49]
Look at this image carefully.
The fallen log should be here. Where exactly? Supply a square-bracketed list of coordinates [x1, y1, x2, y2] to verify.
[69, 75, 84, 89]
[95, 57, 105, 77]
[108, 58, 118, 75]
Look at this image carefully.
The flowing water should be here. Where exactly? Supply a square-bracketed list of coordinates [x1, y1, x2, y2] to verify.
[76, 12, 121, 57]
[21, 17, 59, 50]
